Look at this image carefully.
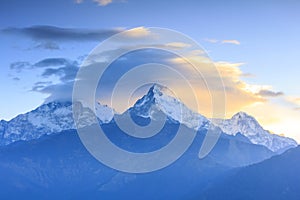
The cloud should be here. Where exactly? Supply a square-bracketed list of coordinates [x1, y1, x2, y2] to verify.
[2, 26, 155, 45]
[10, 57, 79, 102]
[94, 0, 113, 6]
[256, 89, 284, 97]
[30, 58, 79, 102]
[2, 25, 123, 42]
[285, 96, 300, 105]
[165, 42, 191, 49]
[292, 97, 300, 105]
[32, 81, 53, 91]
[10, 50, 265, 119]
[33, 41, 60, 50]
[169, 55, 265, 116]
[121, 27, 151, 38]
[12, 77, 20, 81]
[75, 0, 121, 6]
[204, 38, 218, 43]
[34, 58, 70, 68]
[285, 97, 300, 111]
[221, 40, 241, 45]
[8, 40, 272, 119]
[35, 82, 75, 103]
[10, 61, 31, 72]
[74, 46, 265, 116]
[41, 64, 79, 82]
[204, 38, 241, 45]
[10, 58, 73, 72]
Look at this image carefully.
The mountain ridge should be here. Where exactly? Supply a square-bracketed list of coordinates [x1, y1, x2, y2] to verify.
[0, 84, 297, 153]
[201, 146, 300, 200]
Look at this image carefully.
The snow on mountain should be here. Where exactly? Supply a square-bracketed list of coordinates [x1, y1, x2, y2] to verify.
[0, 101, 113, 145]
[95, 102, 114, 123]
[129, 84, 209, 130]
[0, 84, 297, 153]
[213, 112, 297, 152]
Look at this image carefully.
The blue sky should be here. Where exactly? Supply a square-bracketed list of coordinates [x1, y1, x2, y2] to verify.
[1, 0, 300, 141]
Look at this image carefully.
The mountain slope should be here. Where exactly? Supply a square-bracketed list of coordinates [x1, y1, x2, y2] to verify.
[201, 146, 300, 200]
[214, 112, 297, 152]
[0, 120, 275, 199]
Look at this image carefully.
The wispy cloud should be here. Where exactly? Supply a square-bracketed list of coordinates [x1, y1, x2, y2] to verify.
[75, 0, 122, 6]
[2, 26, 123, 42]
[205, 38, 241, 45]
[204, 38, 218, 43]
[165, 42, 191, 49]
[285, 97, 300, 111]
[34, 58, 70, 67]
[256, 89, 284, 97]
[12, 77, 20, 81]
[10, 61, 31, 72]
[221, 40, 241, 45]
[2, 26, 157, 45]
[74, 0, 84, 3]
[121, 27, 151, 38]
[94, 0, 113, 6]
[33, 41, 60, 50]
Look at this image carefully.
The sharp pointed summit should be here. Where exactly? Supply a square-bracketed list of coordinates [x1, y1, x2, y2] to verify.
[129, 84, 209, 130]
[232, 111, 253, 120]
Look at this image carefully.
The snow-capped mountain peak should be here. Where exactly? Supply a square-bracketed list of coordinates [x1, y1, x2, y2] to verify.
[130, 84, 209, 130]
[95, 101, 114, 123]
[232, 111, 253, 121]
[214, 112, 298, 152]
[0, 101, 114, 146]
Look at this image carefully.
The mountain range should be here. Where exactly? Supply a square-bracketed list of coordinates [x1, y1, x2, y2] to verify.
[0, 84, 297, 152]
[0, 84, 299, 199]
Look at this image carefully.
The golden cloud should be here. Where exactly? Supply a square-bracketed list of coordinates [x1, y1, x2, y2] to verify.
[122, 27, 151, 38]
[168, 54, 265, 118]
[165, 42, 191, 49]
[244, 101, 300, 142]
